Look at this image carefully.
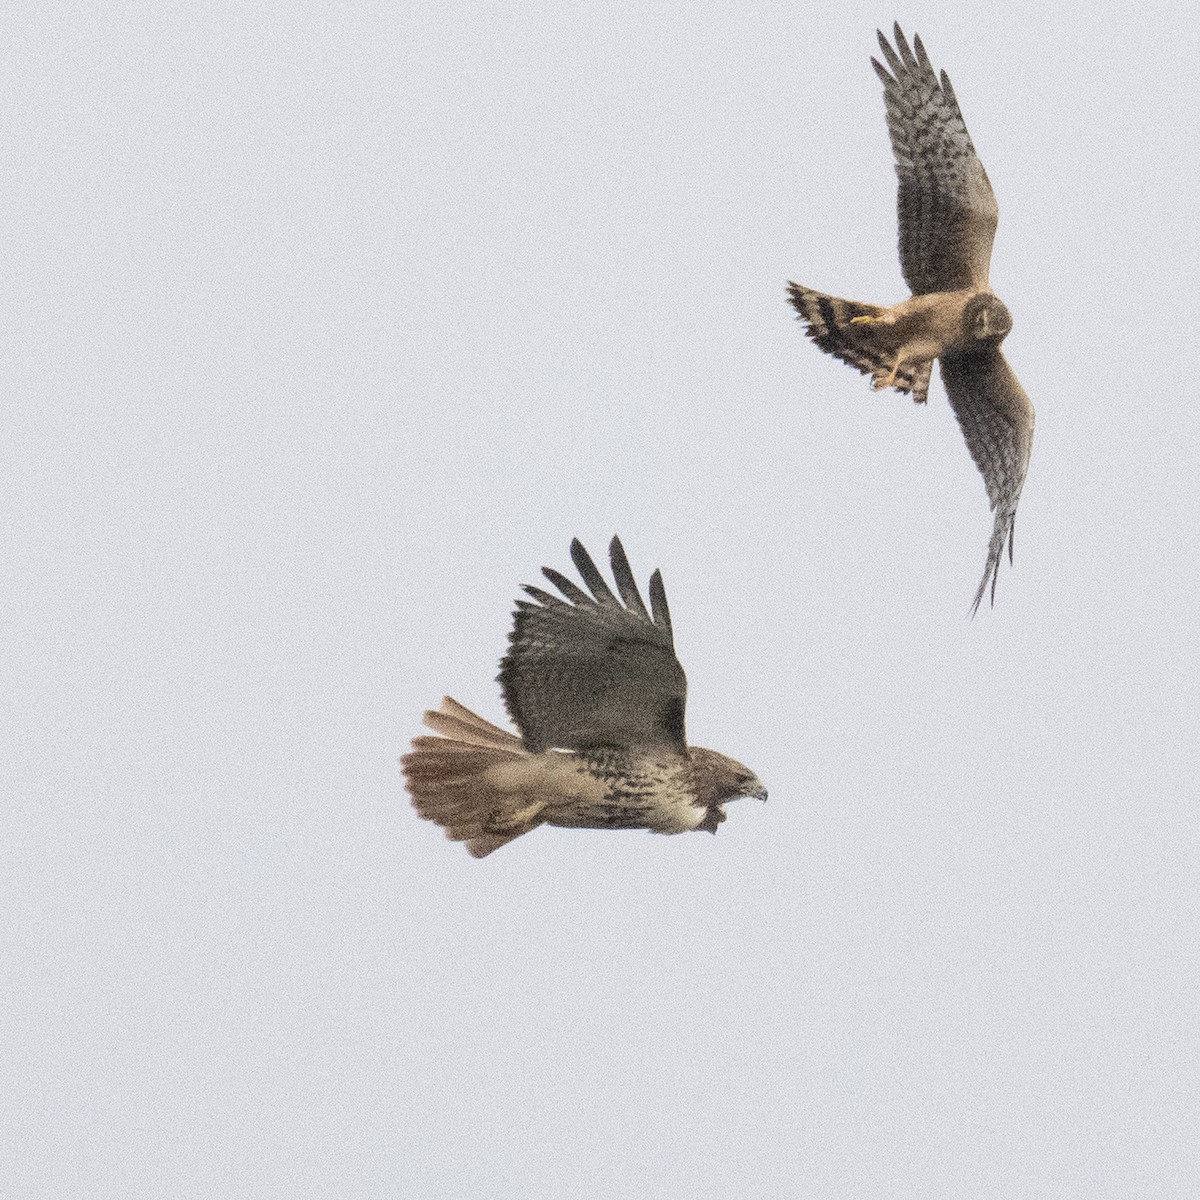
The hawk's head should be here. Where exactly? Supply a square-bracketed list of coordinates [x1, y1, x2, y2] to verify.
[964, 293, 1012, 344]
[686, 746, 769, 808]
[686, 745, 769, 835]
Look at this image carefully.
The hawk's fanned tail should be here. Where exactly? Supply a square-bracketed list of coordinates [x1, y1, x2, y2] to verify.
[402, 698, 538, 857]
[786, 282, 929, 401]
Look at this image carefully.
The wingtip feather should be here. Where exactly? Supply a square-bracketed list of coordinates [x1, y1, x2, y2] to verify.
[608, 536, 651, 620]
[648, 569, 674, 640]
[569, 538, 617, 606]
[968, 508, 1015, 619]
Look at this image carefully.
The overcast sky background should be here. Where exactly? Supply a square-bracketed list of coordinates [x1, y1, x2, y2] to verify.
[5, 1, 1199, 1196]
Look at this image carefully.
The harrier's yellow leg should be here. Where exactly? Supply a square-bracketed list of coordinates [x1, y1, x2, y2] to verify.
[871, 360, 905, 390]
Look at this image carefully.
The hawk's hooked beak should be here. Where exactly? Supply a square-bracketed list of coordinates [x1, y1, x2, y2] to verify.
[744, 779, 768, 802]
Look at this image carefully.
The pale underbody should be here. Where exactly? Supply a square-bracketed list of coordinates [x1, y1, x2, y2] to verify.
[484, 750, 707, 835]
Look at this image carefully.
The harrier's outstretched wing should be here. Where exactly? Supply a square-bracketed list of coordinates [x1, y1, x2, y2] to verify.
[940, 346, 1035, 614]
[498, 537, 687, 755]
[873, 24, 998, 295]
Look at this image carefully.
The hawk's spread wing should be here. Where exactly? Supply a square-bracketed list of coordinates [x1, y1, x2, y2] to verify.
[498, 537, 687, 755]
[873, 25, 998, 295]
[940, 347, 1035, 614]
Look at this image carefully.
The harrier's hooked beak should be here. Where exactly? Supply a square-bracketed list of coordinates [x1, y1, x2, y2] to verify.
[743, 778, 769, 802]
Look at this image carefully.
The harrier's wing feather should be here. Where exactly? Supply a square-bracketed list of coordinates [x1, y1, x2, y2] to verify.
[499, 539, 687, 755]
[873, 24, 998, 294]
[939, 347, 1035, 615]
[872, 27, 905, 81]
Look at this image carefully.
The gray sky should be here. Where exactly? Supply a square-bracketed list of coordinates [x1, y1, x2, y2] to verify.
[5, 1, 1199, 1196]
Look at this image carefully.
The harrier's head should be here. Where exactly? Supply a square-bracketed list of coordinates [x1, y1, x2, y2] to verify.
[963, 293, 1012, 344]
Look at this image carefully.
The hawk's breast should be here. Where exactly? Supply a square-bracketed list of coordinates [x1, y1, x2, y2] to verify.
[543, 750, 704, 833]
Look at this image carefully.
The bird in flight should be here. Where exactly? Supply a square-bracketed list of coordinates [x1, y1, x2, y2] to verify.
[403, 537, 767, 857]
[787, 24, 1035, 614]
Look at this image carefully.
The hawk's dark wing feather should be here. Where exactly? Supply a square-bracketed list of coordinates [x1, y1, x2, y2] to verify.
[536, 570, 593, 607]
[608, 537, 652, 620]
[648, 570, 673, 640]
[873, 24, 998, 295]
[498, 537, 688, 755]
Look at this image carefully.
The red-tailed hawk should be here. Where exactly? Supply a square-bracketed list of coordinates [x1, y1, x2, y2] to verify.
[787, 25, 1035, 615]
[403, 538, 767, 857]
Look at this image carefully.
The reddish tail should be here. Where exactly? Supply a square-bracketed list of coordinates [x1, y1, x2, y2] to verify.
[402, 698, 535, 858]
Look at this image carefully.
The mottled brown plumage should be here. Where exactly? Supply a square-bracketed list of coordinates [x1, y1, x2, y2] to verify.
[787, 25, 1035, 614]
[403, 538, 766, 857]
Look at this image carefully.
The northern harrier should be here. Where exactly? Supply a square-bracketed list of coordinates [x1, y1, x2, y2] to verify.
[403, 537, 767, 857]
[787, 25, 1035, 614]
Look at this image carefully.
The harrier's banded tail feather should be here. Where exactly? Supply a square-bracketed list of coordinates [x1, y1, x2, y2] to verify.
[786, 282, 930, 403]
[402, 698, 535, 857]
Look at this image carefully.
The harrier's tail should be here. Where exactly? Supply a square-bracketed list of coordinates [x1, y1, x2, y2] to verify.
[402, 698, 538, 858]
[786, 282, 930, 403]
